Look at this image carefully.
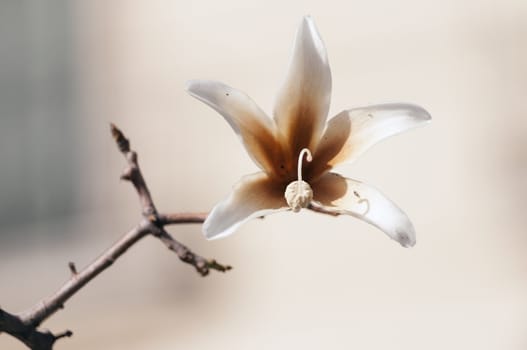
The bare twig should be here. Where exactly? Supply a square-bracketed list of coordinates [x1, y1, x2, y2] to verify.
[0, 124, 230, 349]
[154, 228, 231, 276]
[157, 212, 208, 225]
[19, 225, 150, 327]
[109, 124, 229, 274]
[110, 124, 157, 216]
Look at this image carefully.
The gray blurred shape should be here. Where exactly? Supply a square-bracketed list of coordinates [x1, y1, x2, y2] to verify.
[0, 0, 77, 235]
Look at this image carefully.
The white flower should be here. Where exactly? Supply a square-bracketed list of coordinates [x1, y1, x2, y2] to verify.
[186, 16, 430, 247]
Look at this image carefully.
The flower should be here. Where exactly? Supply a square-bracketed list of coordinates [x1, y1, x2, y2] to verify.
[186, 16, 430, 247]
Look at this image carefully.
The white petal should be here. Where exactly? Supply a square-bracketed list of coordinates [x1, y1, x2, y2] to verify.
[311, 104, 431, 177]
[273, 16, 332, 158]
[186, 80, 283, 176]
[204, 172, 288, 239]
[312, 173, 416, 247]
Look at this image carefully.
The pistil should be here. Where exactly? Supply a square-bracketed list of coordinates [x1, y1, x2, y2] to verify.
[284, 148, 314, 212]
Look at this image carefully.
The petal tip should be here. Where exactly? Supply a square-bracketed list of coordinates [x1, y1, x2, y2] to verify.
[184, 79, 200, 94]
[421, 108, 432, 122]
[202, 217, 233, 240]
[302, 15, 314, 24]
[204, 232, 222, 241]
[295, 15, 327, 61]
[395, 229, 416, 248]
[412, 104, 432, 122]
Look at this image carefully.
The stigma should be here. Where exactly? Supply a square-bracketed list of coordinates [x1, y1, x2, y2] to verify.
[284, 148, 313, 212]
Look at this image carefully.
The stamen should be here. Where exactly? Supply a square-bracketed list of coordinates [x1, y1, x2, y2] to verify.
[297, 148, 312, 182]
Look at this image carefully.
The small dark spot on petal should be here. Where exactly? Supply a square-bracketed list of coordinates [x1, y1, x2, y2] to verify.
[368, 113, 374, 118]
[225, 92, 230, 96]
[353, 190, 361, 198]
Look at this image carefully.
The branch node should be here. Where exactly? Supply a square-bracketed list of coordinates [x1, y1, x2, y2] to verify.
[68, 262, 78, 276]
[120, 167, 133, 181]
[147, 214, 159, 224]
[143, 206, 156, 217]
[54, 329, 73, 341]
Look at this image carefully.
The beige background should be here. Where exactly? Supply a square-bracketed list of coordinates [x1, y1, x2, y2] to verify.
[1, 0, 527, 349]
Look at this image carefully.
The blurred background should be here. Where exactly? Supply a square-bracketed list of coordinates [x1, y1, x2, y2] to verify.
[1, 0, 527, 349]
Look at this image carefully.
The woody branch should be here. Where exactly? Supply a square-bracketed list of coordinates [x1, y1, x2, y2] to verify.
[0, 125, 230, 350]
